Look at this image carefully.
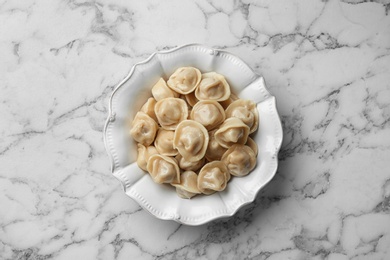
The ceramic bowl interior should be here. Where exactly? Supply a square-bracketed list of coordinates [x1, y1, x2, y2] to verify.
[104, 44, 283, 225]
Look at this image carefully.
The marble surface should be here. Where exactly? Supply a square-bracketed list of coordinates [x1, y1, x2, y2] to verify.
[1, 0, 390, 259]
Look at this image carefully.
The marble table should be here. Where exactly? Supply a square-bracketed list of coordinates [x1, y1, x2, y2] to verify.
[1, 0, 390, 259]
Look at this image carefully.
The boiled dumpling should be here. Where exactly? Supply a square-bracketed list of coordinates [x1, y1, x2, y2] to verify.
[147, 154, 180, 184]
[195, 72, 230, 101]
[190, 100, 225, 131]
[173, 120, 209, 162]
[185, 91, 199, 107]
[176, 154, 205, 172]
[167, 67, 201, 94]
[171, 171, 201, 199]
[245, 137, 258, 156]
[154, 129, 178, 156]
[155, 97, 188, 130]
[152, 78, 179, 101]
[219, 93, 239, 109]
[130, 111, 158, 146]
[197, 161, 230, 195]
[140, 97, 158, 122]
[221, 144, 256, 177]
[136, 144, 158, 171]
[214, 117, 249, 148]
[225, 99, 259, 133]
[205, 129, 227, 161]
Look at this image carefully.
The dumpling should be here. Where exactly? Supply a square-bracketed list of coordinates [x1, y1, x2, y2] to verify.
[245, 137, 258, 156]
[147, 154, 180, 184]
[140, 97, 158, 122]
[152, 78, 179, 101]
[173, 120, 209, 162]
[219, 93, 239, 109]
[221, 144, 256, 177]
[154, 129, 178, 156]
[205, 130, 227, 161]
[171, 171, 201, 199]
[130, 111, 158, 146]
[185, 91, 199, 107]
[175, 153, 206, 171]
[225, 99, 259, 134]
[155, 97, 188, 130]
[195, 72, 231, 101]
[197, 161, 230, 195]
[190, 100, 225, 131]
[136, 144, 158, 171]
[214, 118, 249, 148]
[175, 154, 205, 172]
[167, 67, 201, 94]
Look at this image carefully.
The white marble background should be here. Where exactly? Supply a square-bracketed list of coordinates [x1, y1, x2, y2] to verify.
[1, 0, 390, 259]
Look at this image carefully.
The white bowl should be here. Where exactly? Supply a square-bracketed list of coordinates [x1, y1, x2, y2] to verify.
[103, 44, 283, 225]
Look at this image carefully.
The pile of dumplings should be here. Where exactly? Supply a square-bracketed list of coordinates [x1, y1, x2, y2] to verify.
[130, 67, 259, 199]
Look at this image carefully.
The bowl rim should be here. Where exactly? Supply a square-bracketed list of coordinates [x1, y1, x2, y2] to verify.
[103, 43, 283, 225]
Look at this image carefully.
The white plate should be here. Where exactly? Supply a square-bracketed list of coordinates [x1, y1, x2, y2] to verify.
[103, 44, 283, 225]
